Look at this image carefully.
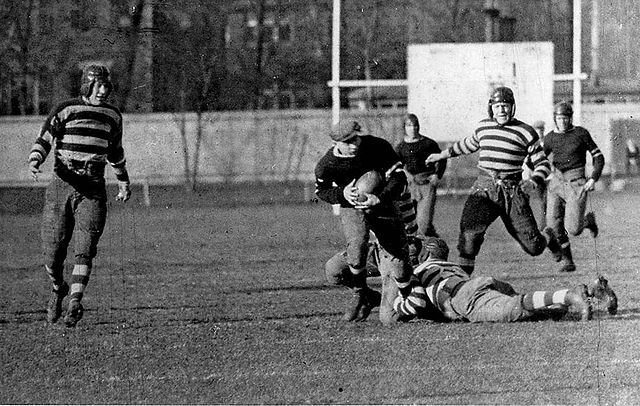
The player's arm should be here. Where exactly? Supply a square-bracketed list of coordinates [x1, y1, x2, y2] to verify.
[426, 132, 480, 164]
[28, 107, 62, 180]
[370, 141, 408, 204]
[526, 140, 552, 188]
[378, 161, 407, 203]
[430, 140, 447, 181]
[393, 284, 428, 319]
[584, 131, 605, 190]
[107, 113, 131, 202]
[314, 163, 352, 206]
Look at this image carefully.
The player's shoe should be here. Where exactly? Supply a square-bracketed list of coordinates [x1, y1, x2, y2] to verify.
[559, 263, 577, 273]
[587, 276, 618, 315]
[46, 282, 69, 324]
[585, 212, 599, 238]
[64, 299, 84, 328]
[565, 284, 592, 321]
[341, 289, 368, 322]
[355, 288, 382, 322]
[542, 227, 562, 262]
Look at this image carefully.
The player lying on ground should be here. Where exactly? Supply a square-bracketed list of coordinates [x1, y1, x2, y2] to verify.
[326, 236, 617, 323]
[392, 237, 618, 323]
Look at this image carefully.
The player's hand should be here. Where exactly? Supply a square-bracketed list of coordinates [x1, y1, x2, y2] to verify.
[583, 178, 596, 192]
[428, 174, 439, 187]
[354, 193, 380, 209]
[29, 161, 41, 181]
[115, 181, 131, 202]
[342, 179, 360, 206]
[425, 151, 448, 164]
[519, 178, 537, 194]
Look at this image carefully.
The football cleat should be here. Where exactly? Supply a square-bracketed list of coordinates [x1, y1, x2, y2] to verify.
[64, 300, 84, 328]
[587, 276, 618, 315]
[341, 289, 368, 322]
[565, 284, 592, 321]
[355, 288, 382, 322]
[559, 263, 577, 273]
[46, 282, 69, 324]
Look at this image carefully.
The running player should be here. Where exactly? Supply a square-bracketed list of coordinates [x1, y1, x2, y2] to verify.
[426, 86, 561, 274]
[395, 113, 446, 237]
[315, 119, 413, 324]
[543, 101, 604, 272]
[29, 64, 131, 327]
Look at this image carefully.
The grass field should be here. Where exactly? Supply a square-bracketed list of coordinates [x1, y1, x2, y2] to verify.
[1, 184, 639, 404]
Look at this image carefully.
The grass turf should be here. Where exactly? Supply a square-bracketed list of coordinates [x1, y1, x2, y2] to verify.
[1, 187, 639, 404]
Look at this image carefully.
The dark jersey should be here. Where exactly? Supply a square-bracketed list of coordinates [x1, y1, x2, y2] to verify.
[314, 135, 406, 207]
[395, 136, 446, 178]
[543, 126, 605, 181]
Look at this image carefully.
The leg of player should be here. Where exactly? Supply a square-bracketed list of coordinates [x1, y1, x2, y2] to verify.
[521, 285, 592, 321]
[339, 208, 375, 322]
[423, 181, 439, 237]
[544, 184, 567, 266]
[64, 197, 107, 327]
[501, 186, 549, 257]
[457, 193, 499, 275]
[41, 179, 74, 324]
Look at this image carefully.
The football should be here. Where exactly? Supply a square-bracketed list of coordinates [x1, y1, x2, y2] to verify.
[354, 170, 384, 202]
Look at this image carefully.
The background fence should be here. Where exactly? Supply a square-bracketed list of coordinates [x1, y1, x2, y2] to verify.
[2, 104, 640, 189]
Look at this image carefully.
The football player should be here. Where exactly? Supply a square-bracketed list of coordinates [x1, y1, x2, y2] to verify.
[29, 64, 131, 327]
[392, 237, 618, 323]
[315, 119, 413, 324]
[543, 101, 604, 272]
[395, 113, 446, 238]
[426, 86, 561, 275]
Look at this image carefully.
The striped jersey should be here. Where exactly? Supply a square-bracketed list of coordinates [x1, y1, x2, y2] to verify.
[543, 126, 605, 181]
[393, 258, 469, 319]
[29, 98, 128, 185]
[448, 118, 551, 183]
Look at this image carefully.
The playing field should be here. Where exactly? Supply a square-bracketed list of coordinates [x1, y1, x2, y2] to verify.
[1, 184, 639, 404]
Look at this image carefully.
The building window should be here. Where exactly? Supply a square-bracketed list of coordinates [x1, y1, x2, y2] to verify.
[236, 9, 292, 46]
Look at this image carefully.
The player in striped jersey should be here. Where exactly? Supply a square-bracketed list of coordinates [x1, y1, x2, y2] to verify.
[543, 101, 604, 273]
[426, 86, 560, 274]
[315, 119, 414, 324]
[392, 237, 618, 323]
[28, 64, 131, 327]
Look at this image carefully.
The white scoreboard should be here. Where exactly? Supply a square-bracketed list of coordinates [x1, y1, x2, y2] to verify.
[407, 42, 555, 142]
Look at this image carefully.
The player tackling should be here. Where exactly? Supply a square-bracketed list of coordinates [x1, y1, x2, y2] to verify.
[391, 237, 618, 323]
[28, 64, 131, 327]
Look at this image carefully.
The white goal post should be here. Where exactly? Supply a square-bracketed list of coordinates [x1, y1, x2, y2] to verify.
[328, 0, 587, 125]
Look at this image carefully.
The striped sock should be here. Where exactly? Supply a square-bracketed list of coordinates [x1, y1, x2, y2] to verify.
[458, 256, 475, 275]
[522, 289, 569, 311]
[349, 267, 367, 291]
[69, 264, 91, 302]
[394, 192, 418, 237]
